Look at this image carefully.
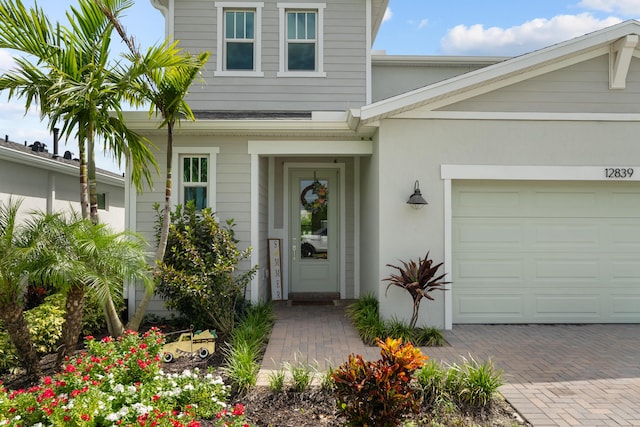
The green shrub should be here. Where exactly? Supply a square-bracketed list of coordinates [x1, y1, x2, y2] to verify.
[268, 367, 286, 392]
[347, 296, 446, 346]
[285, 354, 317, 392]
[154, 202, 258, 337]
[416, 359, 447, 404]
[222, 341, 260, 394]
[333, 337, 428, 427]
[456, 356, 503, 408]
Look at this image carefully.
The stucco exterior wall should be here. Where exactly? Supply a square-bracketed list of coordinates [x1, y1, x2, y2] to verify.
[377, 118, 640, 328]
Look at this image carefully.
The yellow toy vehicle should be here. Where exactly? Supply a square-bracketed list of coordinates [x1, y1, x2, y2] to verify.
[162, 329, 217, 363]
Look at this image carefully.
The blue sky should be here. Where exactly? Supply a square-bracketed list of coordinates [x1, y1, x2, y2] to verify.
[1, 0, 639, 172]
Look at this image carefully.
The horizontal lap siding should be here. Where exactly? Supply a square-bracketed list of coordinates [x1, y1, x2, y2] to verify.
[174, 0, 366, 111]
[134, 136, 254, 316]
[441, 55, 640, 113]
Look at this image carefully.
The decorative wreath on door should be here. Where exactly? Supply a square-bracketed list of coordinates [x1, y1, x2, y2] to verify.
[300, 179, 328, 214]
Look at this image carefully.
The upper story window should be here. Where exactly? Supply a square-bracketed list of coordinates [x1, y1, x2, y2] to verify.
[277, 3, 326, 77]
[215, 2, 264, 77]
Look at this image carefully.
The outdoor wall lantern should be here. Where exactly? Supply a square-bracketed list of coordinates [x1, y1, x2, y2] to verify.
[406, 180, 428, 209]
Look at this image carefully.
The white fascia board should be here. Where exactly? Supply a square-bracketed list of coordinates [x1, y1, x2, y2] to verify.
[248, 139, 372, 155]
[393, 111, 640, 122]
[361, 21, 640, 123]
[0, 145, 124, 187]
[441, 164, 640, 181]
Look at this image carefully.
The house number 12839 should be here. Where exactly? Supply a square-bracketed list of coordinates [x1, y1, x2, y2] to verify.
[605, 168, 634, 178]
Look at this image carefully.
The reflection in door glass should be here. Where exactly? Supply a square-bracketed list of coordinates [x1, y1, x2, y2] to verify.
[299, 178, 328, 259]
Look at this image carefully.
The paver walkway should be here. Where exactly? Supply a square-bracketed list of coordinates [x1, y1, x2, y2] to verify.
[259, 302, 640, 426]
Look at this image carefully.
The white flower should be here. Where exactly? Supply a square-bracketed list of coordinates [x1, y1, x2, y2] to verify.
[113, 384, 125, 393]
[106, 413, 119, 422]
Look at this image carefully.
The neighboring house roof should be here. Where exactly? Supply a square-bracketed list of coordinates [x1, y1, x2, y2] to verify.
[360, 20, 640, 124]
[0, 138, 124, 187]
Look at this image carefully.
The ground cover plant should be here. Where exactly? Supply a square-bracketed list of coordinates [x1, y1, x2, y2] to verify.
[346, 294, 446, 346]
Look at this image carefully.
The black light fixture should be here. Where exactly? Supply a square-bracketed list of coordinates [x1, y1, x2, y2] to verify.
[407, 180, 428, 209]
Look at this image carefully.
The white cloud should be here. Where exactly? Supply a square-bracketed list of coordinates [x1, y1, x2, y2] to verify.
[579, 0, 640, 16]
[383, 7, 392, 23]
[0, 49, 16, 73]
[418, 19, 429, 29]
[440, 13, 622, 56]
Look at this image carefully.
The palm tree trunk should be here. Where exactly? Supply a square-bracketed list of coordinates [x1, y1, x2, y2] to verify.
[0, 303, 40, 382]
[56, 283, 85, 368]
[87, 122, 99, 225]
[126, 124, 174, 332]
[103, 294, 125, 337]
[410, 297, 421, 329]
[78, 137, 90, 220]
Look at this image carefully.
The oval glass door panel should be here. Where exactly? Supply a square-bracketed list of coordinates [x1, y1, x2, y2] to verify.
[300, 178, 329, 259]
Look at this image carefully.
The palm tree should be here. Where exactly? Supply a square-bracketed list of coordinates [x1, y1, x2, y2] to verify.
[0, 198, 40, 381]
[25, 211, 152, 366]
[101, 5, 210, 330]
[0, 0, 158, 224]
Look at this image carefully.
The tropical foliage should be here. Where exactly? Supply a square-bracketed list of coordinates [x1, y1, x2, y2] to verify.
[333, 337, 428, 427]
[154, 203, 258, 338]
[384, 252, 450, 328]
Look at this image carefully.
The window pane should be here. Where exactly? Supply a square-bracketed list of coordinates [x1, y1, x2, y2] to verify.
[192, 159, 200, 182]
[235, 12, 245, 38]
[97, 193, 106, 210]
[184, 187, 207, 210]
[306, 13, 316, 39]
[183, 158, 191, 182]
[227, 42, 254, 70]
[300, 179, 328, 260]
[287, 13, 296, 40]
[225, 12, 234, 39]
[297, 13, 306, 39]
[246, 12, 254, 38]
[288, 43, 315, 70]
[200, 158, 208, 182]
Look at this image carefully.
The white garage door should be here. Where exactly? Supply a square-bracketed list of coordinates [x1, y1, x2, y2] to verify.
[452, 180, 640, 323]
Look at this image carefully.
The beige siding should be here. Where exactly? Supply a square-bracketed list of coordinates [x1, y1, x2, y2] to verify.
[441, 55, 640, 113]
[174, 0, 367, 111]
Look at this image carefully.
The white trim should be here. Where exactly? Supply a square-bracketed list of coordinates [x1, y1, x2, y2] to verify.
[168, 0, 174, 40]
[284, 162, 346, 299]
[215, 2, 264, 76]
[354, 157, 361, 298]
[443, 178, 452, 330]
[441, 163, 640, 330]
[171, 147, 220, 210]
[250, 153, 260, 303]
[277, 3, 326, 77]
[391, 111, 640, 122]
[365, 0, 372, 105]
[248, 140, 372, 155]
[441, 164, 640, 181]
[125, 161, 137, 321]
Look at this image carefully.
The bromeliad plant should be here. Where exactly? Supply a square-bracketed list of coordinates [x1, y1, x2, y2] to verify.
[0, 328, 253, 426]
[384, 252, 450, 328]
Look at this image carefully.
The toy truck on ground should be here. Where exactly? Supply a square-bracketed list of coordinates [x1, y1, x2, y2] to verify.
[162, 329, 217, 363]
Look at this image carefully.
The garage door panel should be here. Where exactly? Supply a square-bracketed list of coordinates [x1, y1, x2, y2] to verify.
[456, 294, 525, 321]
[456, 257, 524, 279]
[533, 191, 598, 215]
[453, 180, 640, 324]
[534, 258, 600, 279]
[534, 295, 600, 315]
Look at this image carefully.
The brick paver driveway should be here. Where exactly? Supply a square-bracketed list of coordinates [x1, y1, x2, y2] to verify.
[261, 305, 640, 426]
[427, 324, 640, 426]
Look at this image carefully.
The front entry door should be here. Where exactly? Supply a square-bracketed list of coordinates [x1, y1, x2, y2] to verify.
[289, 168, 339, 295]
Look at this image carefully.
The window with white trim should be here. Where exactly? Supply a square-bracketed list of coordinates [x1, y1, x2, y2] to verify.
[172, 147, 219, 211]
[181, 156, 209, 210]
[277, 3, 325, 77]
[215, 2, 263, 76]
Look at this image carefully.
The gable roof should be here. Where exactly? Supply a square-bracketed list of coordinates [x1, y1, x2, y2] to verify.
[360, 20, 640, 124]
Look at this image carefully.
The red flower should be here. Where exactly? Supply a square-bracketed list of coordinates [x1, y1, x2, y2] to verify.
[81, 413, 90, 421]
[85, 335, 95, 341]
[232, 403, 245, 416]
[64, 415, 71, 422]
[43, 376, 52, 385]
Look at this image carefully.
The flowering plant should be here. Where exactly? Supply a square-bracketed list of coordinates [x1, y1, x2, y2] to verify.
[0, 328, 252, 426]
